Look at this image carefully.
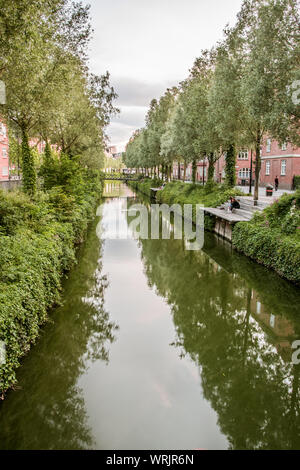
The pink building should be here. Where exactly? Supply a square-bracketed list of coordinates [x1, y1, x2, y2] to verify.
[29, 138, 60, 155]
[214, 148, 256, 186]
[0, 119, 9, 181]
[172, 139, 300, 190]
[260, 139, 300, 189]
[105, 145, 118, 158]
[221, 141, 300, 189]
[29, 139, 45, 154]
[0, 122, 62, 181]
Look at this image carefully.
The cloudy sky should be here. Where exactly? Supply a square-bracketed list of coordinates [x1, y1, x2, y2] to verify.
[83, 0, 243, 151]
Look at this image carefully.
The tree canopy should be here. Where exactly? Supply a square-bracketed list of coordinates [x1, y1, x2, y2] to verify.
[123, 0, 300, 194]
[0, 0, 118, 193]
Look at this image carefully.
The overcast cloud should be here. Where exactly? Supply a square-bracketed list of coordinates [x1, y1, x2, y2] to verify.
[84, 0, 244, 151]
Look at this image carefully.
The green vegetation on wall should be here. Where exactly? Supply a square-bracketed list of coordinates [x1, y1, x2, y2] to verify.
[129, 179, 243, 230]
[0, 160, 103, 395]
[232, 191, 300, 284]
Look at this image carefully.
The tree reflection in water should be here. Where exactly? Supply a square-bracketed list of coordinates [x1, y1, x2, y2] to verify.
[0, 220, 119, 450]
[131, 197, 300, 450]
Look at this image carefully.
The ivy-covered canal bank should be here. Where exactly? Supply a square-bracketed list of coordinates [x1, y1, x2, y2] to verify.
[233, 191, 300, 284]
[129, 179, 300, 285]
[129, 179, 243, 230]
[0, 162, 103, 396]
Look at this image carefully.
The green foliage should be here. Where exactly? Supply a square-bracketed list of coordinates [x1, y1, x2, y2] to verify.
[233, 224, 300, 284]
[123, 0, 300, 204]
[131, 180, 243, 229]
[0, 1, 117, 188]
[156, 181, 243, 208]
[0, 1, 117, 395]
[232, 190, 300, 283]
[129, 178, 162, 198]
[293, 175, 300, 190]
[39, 142, 56, 190]
[21, 131, 36, 195]
[7, 131, 21, 176]
[225, 144, 236, 187]
[0, 170, 103, 394]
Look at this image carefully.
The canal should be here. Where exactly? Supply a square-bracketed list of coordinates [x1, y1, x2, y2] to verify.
[0, 183, 299, 450]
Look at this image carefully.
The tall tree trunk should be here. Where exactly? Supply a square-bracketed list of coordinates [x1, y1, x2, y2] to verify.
[183, 161, 187, 181]
[178, 161, 181, 180]
[42, 140, 54, 190]
[21, 126, 36, 195]
[207, 153, 215, 183]
[249, 150, 253, 194]
[254, 127, 261, 206]
[192, 158, 197, 184]
[225, 144, 236, 187]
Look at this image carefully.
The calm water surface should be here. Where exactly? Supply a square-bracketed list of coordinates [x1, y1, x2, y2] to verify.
[0, 183, 299, 450]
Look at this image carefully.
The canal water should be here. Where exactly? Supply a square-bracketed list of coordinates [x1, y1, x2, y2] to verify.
[0, 183, 299, 450]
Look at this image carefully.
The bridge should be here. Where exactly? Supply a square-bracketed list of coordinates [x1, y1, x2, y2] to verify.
[101, 174, 139, 181]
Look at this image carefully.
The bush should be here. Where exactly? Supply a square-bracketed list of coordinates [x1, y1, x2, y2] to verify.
[232, 190, 300, 284]
[293, 175, 300, 190]
[158, 181, 242, 228]
[0, 169, 103, 394]
[129, 178, 162, 198]
[129, 180, 243, 230]
[156, 181, 243, 208]
[232, 224, 300, 284]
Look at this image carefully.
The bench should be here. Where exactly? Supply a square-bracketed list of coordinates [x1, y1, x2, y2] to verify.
[202, 199, 255, 241]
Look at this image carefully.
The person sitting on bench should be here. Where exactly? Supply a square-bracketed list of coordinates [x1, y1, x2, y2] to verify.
[229, 197, 240, 212]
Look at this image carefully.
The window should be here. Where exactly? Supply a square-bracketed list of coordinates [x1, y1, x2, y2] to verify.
[281, 160, 286, 176]
[238, 149, 248, 160]
[238, 168, 251, 179]
[281, 142, 287, 151]
[0, 124, 6, 137]
[266, 161, 270, 175]
[256, 302, 261, 314]
[266, 139, 271, 152]
[2, 166, 8, 176]
[2, 148, 7, 158]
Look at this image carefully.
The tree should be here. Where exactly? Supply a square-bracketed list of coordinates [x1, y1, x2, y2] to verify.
[208, 41, 248, 188]
[39, 141, 57, 190]
[160, 105, 180, 181]
[225, 144, 236, 187]
[146, 89, 178, 178]
[177, 53, 222, 184]
[0, 0, 64, 76]
[21, 131, 36, 194]
[226, 0, 300, 203]
[0, 2, 117, 190]
[0, 2, 90, 193]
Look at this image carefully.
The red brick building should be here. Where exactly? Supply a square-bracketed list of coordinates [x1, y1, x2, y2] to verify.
[0, 120, 9, 181]
[0, 118, 62, 181]
[214, 148, 256, 186]
[172, 139, 299, 190]
[260, 139, 300, 189]
[217, 141, 300, 189]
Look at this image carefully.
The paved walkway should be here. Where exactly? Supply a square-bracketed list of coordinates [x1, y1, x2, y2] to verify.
[236, 186, 295, 205]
